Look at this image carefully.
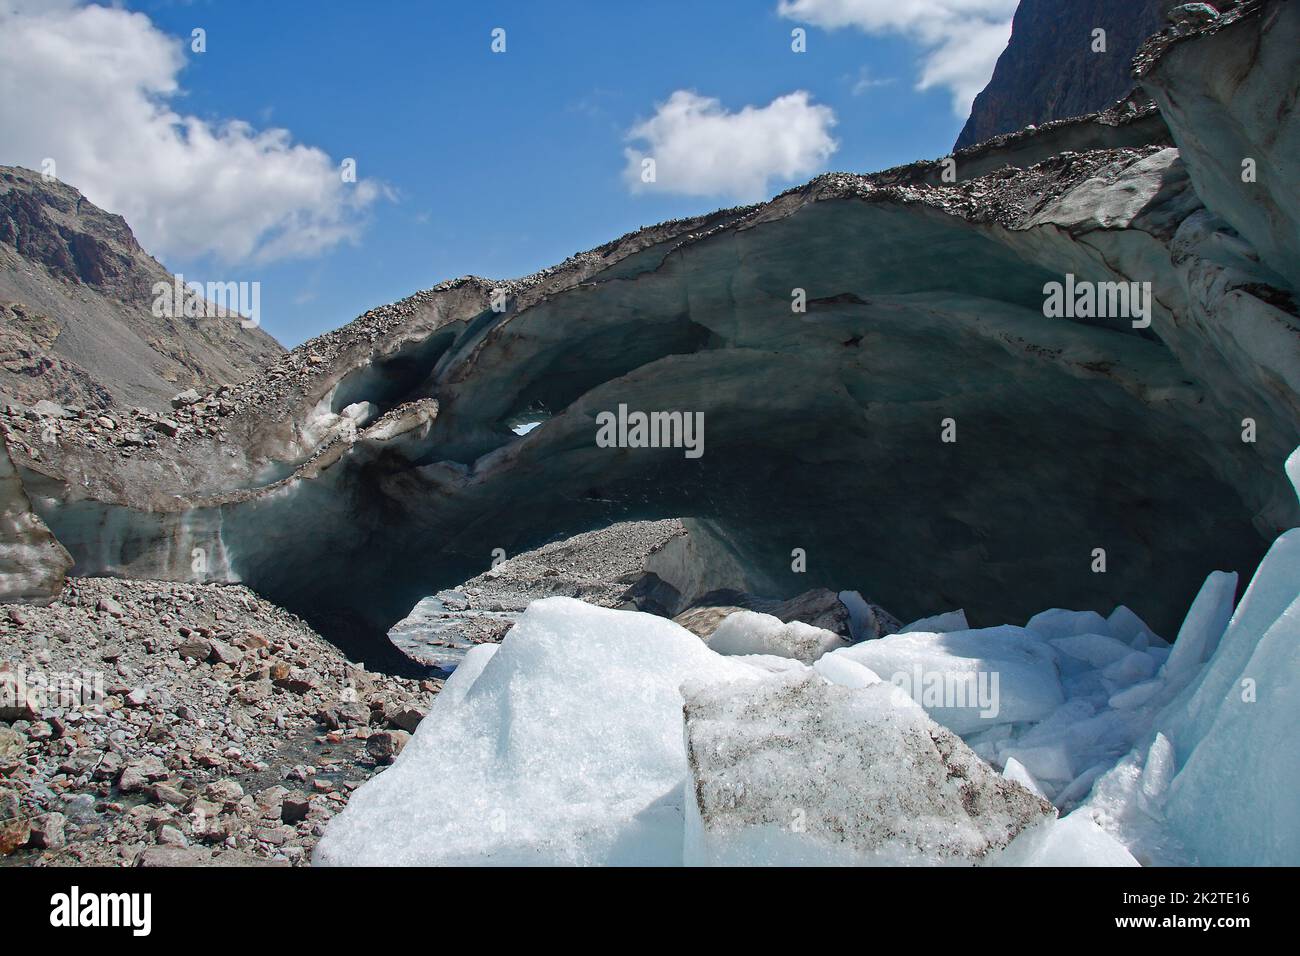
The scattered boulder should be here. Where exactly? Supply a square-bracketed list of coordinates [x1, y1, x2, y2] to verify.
[255, 786, 289, 813]
[0, 725, 26, 761]
[317, 701, 370, 729]
[135, 846, 210, 867]
[206, 638, 242, 666]
[124, 687, 148, 707]
[0, 791, 31, 854]
[177, 637, 212, 660]
[28, 400, 72, 419]
[118, 755, 168, 793]
[147, 782, 187, 806]
[281, 793, 312, 824]
[95, 595, 125, 617]
[27, 811, 66, 850]
[386, 706, 426, 733]
[156, 824, 187, 846]
[365, 730, 410, 764]
[204, 779, 244, 804]
[0, 577, 435, 866]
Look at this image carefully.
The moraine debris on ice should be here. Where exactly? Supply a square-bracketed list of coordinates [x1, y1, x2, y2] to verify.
[682, 670, 1054, 866]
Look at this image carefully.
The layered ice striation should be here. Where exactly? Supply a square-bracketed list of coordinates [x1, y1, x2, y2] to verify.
[0, 435, 71, 604]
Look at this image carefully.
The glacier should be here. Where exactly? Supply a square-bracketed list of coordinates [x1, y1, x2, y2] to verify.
[316, 445, 1299, 866]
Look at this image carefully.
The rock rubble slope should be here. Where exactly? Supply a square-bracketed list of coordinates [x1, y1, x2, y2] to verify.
[0, 166, 283, 412]
[1, 577, 431, 865]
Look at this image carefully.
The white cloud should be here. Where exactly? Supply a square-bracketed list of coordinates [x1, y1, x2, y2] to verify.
[777, 0, 1017, 116]
[623, 90, 837, 202]
[0, 2, 386, 265]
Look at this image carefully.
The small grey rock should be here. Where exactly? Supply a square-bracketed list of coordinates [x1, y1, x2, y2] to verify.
[366, 730, 411, 764]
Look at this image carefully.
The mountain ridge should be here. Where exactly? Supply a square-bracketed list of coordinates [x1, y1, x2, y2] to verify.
[0, 165, 284, 413]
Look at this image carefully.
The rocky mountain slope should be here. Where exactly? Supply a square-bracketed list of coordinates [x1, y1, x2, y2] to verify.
[0, 166, 283, 413]
[956, 0, 1186, 149]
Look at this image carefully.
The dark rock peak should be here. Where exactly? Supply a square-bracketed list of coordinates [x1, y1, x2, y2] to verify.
[0, 166, 151, 293]
[956, 0, 1181, 151]
[0, 189, 125, 290]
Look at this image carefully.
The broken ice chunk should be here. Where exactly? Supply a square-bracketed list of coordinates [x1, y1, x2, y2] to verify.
[1101, 650, 1158, 690]
[1107, 605, 1165, 647]
[316, 597, 756, 866]
[1053, 762, 1114, 811]
[1050, 633, 1136, 668]
[438, 642, 499, 707]
[1160, 570, 1237, 686]
[1003, 757, 1048, 799]
[833, 625, 1064, 734]
[682, 671, 1054, 866]
[812, 652, 882, 689]
[706, 609, 847, 664]
[1107, 678, 1164, 710]
[899, 609, 970, 634]
[997, 743, 1074, 792]
[1025, 609, 1110, 640]
[1139, 733, 1176, 804]
[991, 812, 1139, 867]
[1159, 534, 1300, 865]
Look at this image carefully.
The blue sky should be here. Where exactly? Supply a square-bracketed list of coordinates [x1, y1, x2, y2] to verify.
[1, 1, 1017, 346]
